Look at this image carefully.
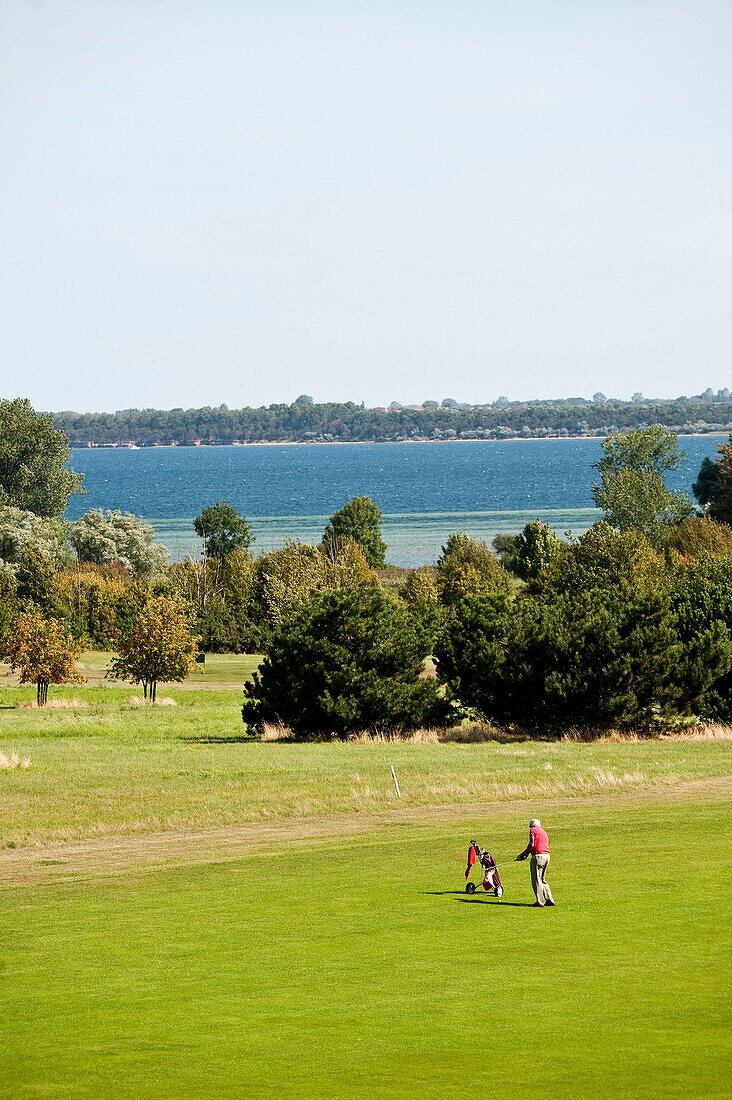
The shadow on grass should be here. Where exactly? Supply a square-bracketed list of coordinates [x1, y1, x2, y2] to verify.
[180, 735, 262, 745]
[426, 890, 535, 908]
[457, 897, 535, 907]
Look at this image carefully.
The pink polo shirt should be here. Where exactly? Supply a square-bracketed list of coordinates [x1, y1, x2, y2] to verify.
[529, 826, 550, 854]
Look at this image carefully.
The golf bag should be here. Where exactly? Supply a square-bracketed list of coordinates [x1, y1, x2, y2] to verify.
[465, 843, 503, 897]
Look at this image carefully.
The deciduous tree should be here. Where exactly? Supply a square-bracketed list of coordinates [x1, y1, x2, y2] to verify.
[193, 501, 254, 560]
[707, 438, 732, 526]
[0, 398, 84, 517]
[108, 596, 198, 702]
[251, 537, 376, 637]
[436, 532, 511, 605]
[592, 425, 692, 545]
[509, 520, 563, 581]
[693, 456, 720, 507]
[322, 496, 387, 569]
[0, 506, 72, 571]
[71, 509, 168, 578]
[1, 610, 84, 706]
[535, 522, 663, 597]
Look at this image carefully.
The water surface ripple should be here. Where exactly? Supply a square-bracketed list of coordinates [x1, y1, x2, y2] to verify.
[68, 437, 724, 566]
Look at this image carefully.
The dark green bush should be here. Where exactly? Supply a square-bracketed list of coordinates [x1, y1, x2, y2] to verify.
[400, 568, 443, 652]
[242, 584, 446, 737]
[670, 553, 732, 718]
[436, 584, 732, 730]
[494, 520, 563, 580]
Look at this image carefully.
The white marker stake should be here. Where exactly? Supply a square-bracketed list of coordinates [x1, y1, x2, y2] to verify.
[390, 764, 401, 797]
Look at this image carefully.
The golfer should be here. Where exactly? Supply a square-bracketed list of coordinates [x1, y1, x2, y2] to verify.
[516, 818, 555, 907]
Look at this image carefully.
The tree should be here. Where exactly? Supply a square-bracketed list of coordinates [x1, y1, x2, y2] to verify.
[436, 585, 727, 730]
[1, 610, 84, 706]
[669, 553, 732, 718]
[54, 563, 130, 649]
[0, 506, 73, 572]
[508, 520, 563, 580]
[0, 398, 84, 517]
[661, 515, 732, 559]
[436, 532, 511, 605]
[108, 596, 198, 701]
[71, 509, 169, 578]
[193, 501, 254, 560]
[15, 546, 61, 613]
[242, 584, 446, 737]
[693, 456, 720, 507]
[322, 496, 387, 569]
[491, 533, 521, 572]
[592, 426, 693, 545]
[535, 522, 663, 597]
[169, 546, 258, 653]
[704, 437, 732, 526]
[251, 537, 376, 639]
[401, 567, 442, 651]
[0, 570, 20, 637]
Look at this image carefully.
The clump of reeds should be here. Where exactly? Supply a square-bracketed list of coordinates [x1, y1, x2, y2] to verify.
[0, 750, 31, 770]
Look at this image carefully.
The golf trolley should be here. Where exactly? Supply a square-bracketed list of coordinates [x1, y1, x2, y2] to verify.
[465, 843, 504, 897]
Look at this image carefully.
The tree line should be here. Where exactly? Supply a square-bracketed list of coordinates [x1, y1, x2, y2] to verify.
[1, 397, 732, 731]
[51, 393, 732, 446]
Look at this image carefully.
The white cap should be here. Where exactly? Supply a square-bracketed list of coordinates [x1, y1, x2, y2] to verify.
[529, 818, 540, 827]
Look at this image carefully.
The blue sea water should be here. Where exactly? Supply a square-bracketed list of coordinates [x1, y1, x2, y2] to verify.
[68, 437, 725, 567]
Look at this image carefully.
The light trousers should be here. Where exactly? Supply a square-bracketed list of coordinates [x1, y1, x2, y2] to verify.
[530, 853, 554, 905]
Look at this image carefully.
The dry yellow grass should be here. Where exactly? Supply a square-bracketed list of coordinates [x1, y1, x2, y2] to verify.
[260, 721, 293, 741]
[16, 698, 89, 710]
[128, 695, 178, 707]
[562, 723, 732, 743]
[0, 750, 31, 770]
[269, 722, 732, 745]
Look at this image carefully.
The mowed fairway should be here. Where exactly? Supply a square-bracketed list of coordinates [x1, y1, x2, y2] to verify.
[1, 667, 730, 1097]
[1, 792, 730, 1098]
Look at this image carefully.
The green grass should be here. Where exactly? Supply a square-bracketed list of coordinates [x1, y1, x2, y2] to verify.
[1, 796, 729, 1098]
[7, 649, 263, 689]
[0, 682, 730, 847]
[1, 673, 729, 1095]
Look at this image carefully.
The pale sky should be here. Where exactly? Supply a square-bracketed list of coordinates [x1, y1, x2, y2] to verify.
[1, 0, 730, 412]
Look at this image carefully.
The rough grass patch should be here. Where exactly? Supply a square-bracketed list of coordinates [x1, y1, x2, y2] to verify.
[346, 723, 521, 744]
[128, 696, 177, 707]
[665, 723, 732, 741]
[16, 698, 89, 710]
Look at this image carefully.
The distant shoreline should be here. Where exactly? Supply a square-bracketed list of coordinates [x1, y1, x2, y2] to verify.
[69, 430, 728, 450]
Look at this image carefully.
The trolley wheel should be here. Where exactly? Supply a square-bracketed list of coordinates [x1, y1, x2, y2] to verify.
[466, 882, 476, 894]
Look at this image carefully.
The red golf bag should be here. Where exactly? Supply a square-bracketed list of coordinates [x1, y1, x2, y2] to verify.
[465, 843, 504, 897]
